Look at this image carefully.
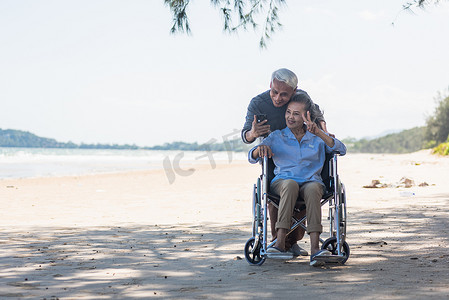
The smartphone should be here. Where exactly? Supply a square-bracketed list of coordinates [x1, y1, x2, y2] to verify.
[256, 114, 267, 123]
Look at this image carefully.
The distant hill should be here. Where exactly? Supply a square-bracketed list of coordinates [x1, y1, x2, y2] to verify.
[0, 127, 429, 153]
[0, 129, 138, 149]
[148, 139, 251, 152]
[0, 129, 70, 148]
[0, 128, 249, 151]
[343, 126, 426, 153]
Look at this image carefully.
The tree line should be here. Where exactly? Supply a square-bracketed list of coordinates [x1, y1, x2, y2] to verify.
[344, 94, 449, 154]
[1, 94, 448, 154]
[0, 129, 139, 150]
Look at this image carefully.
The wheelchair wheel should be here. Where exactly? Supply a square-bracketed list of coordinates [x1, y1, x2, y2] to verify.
[340, 183, 347, 238]
[252, 184, 257, 236]
[321, 237, 350, 264]
[252, 178, 262, 237]
[244, 237, 266, 266]
[334, 181, 347, 239]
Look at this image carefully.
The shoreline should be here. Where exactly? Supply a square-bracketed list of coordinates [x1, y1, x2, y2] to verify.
[0, 147, 249, 179]
[1, 150, 448, 226]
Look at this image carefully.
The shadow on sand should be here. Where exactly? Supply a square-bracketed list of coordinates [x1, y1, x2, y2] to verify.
[1, 195, 449, 299]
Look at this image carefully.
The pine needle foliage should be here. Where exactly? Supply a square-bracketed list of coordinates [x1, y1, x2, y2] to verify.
[165, 1, 448, 48]
[402, 0, 446, 11]
[164, 0, 286, 48]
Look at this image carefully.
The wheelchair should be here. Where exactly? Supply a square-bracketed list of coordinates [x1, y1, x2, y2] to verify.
[244, 152, 350, 266]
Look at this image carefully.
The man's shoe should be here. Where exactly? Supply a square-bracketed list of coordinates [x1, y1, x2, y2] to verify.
[289, 243, 308, 257]
[266, 246, 294, 259]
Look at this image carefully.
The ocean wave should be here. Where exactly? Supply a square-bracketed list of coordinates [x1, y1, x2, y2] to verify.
[0, 147, 247, 178]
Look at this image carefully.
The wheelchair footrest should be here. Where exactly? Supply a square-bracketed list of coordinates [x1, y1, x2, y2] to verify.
[313, 254, 347, 264]
[266, 252, 293, 260]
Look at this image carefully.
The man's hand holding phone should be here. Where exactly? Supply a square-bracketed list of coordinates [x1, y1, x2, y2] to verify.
[247, 114, 270, 142]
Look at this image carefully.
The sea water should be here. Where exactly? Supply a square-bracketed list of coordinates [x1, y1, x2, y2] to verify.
[0, 147, 247, 179]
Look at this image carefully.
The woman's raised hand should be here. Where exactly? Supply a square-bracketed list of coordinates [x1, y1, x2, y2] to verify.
[302, 111, 319, 135]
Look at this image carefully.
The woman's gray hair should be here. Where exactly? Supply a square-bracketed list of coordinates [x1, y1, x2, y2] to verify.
[290, 92, 313, 111]
[271, 68, 298, 90]
[289, 92, 319, 124]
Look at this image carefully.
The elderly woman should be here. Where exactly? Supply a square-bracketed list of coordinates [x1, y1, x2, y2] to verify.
[248, 93, 346, 266]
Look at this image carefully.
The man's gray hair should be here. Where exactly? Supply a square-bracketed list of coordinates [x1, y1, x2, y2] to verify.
[271, 68, 298, 90]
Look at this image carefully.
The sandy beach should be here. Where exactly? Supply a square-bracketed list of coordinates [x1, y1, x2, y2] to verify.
[1, 150, 449, 299]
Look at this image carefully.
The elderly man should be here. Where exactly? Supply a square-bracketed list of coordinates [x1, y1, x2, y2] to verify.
[249, 93, 346, 266]
[242, 68, 328, 144]
[242, 68, 329, 257]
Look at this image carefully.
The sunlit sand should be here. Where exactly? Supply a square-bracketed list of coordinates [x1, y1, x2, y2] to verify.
[1, 151, 448, 298]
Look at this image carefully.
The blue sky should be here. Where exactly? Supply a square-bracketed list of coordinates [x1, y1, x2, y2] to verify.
[1, 0, 449, 146]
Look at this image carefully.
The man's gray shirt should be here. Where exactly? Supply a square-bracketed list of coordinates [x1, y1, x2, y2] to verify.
[241, 89, 325, 144]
